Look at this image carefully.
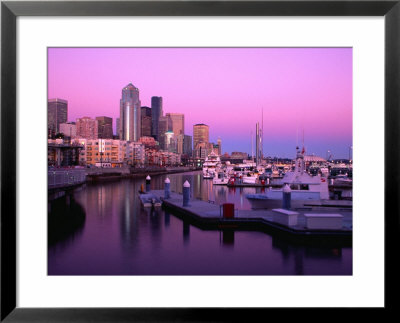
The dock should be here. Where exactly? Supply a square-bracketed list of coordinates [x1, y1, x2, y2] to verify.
[149, 190, 352, 246]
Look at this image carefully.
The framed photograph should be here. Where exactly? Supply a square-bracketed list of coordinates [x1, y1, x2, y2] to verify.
[1, 0, 398, 321]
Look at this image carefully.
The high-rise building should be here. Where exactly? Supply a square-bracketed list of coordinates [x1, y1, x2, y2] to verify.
[166, 113, 184, 136]
[48, 98, 68, 135]
[59, 122, 76, 138]
[183, 135, 192, 156]
[193, 123, 209, 148]
[158, 115, 172, 150]
[119, 83, 141, 141]
[96, 116, 113, 139]
[217, 138, 222, 155]
[141, 106, 152, 137]
[151, 96, 163, 141]
[116, 118, 120, 138]
[76, 117, 98, 139]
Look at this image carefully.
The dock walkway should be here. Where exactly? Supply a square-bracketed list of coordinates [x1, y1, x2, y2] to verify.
[150, 190, 352, 245]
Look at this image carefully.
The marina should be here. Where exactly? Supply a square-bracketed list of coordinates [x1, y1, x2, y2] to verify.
[48, 171, 352, 275]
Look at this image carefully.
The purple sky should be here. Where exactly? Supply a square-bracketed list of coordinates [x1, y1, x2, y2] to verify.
[48, 47, 352, 159]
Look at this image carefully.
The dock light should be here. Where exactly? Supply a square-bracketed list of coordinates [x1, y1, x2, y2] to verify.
[164, 177, 171, 199]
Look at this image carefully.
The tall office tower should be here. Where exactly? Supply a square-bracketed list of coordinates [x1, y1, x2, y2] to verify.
[166, 113, 184, 153]
[116, 118, 120, 137]
[141, 106, 152, 137]
[119, 83, 141, 141]
[166, 113, 184, 136]
[96, 116, 113, 139]
[151, 96, 163, 140]
[158, 115, 172, 150]
[217, 137, 222, 155]
[76, 117, 98, 139]
[193, 123, 209, 148]
[48, 98, 68, 135]
[183, 135, 192, 156]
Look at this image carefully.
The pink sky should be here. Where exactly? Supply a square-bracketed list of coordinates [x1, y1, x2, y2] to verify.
[48, 47, 352, 158]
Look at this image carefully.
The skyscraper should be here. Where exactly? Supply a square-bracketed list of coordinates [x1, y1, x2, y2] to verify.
[96, 116, 113, 139]
[166, 113, 184, 136]
[158, 115, 172, 150]
[193, 123, 209, 148]
[141, 106, 152, 137]
[76, 117, 98, 139]
[119, 83, 141, 142]
[151, 96, 163, 141]
[48, 98, 68, 135]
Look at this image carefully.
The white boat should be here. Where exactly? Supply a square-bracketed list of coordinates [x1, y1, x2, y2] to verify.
[246, 146, 330, 209]
[212, 170, 229, 185]
[334, 174, 352, 187]
[202, 150, 221, 179]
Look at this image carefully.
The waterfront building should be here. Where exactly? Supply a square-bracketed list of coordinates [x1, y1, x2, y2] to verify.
[119, 83, 141, 142]
[48, 138, 83, 167]
[73, 138, 128, 166]
[139, 136, 157, 148]
[158, 115, 172, 150]
[151, 96, 163, 141]
[141, 106, 152, 137]
[59, 122, 76, 139]
[76, 117, 98, 139]
[144, 148, 180, 166]
[126, 141, 145, 166]
[96, 116, 113, 139]
[48, 98, 68, 135]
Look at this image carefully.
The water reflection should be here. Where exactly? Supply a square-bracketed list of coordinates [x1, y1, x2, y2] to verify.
[48, 193, 86, 248]
[48, 171, 352, 275]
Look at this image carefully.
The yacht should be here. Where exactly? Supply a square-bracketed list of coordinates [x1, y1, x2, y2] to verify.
[246, 146, 330, 209]
[202, 150, 221, 179]
[212, 170, 230, 185]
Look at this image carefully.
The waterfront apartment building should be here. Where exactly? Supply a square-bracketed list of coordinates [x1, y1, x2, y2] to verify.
[151, 96, 163, 141]
[48, 98, 68, 135]
[73, 138, 144, 166]
[119, 83, 141, 142]
[96, 116, 113, 139]
[141, 106, 152, 137]
[59, 122, 76, 139]
[76, 117, 98, 139]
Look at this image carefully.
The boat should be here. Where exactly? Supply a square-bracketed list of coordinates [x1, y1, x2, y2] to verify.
[202, 150, 222, 179]
[246, 146, 330, 209]
[138, 193, 162, 208]
[212, 170, 230, 185]
[333, 174, 352, 187]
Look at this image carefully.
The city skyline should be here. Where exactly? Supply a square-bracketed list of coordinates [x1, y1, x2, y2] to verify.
[48, 47, 352, 158]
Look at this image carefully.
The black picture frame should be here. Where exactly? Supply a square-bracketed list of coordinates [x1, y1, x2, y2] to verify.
[1, 0, 398, 321]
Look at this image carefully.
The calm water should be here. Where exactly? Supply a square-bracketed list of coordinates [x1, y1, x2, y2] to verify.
[48, 171, 352, 275]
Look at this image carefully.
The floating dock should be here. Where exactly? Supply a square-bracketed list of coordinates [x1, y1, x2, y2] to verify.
[150, 190, 352, 246]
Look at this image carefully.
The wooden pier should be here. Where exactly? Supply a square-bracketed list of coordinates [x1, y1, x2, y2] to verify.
[148, 190, 352, 246]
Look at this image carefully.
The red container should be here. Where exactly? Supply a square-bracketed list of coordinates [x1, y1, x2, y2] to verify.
[222, 203, 235, 218]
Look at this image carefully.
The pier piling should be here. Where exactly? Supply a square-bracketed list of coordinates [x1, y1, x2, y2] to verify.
[183, 180, 190, 206]
[282, 183, 291, 209]
[146, 175, 151, 192]
[164, 177, 171, 199]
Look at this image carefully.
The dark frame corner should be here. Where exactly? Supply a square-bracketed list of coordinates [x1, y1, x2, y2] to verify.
[1, 1, 399, 321]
